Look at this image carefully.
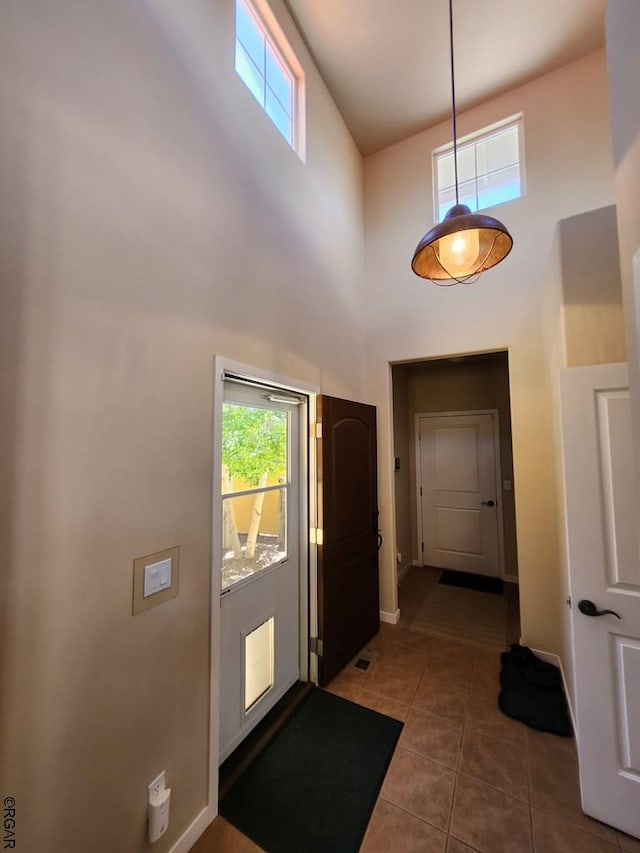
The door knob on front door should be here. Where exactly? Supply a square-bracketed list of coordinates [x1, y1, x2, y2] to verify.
[481, 500, 495, 507]
[578, 599, 621, 619]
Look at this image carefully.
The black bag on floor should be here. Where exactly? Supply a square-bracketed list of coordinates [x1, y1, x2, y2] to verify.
[498, 644, 573, 736]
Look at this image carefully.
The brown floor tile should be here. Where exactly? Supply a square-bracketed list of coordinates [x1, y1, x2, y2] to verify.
[324, 677, 366, 705]
[374, 643, 429, 678]
[398, 601, 428, 630]
[532, 809, 619, 852]
[361, 625, 434, 668]
[471, 649, 501, 696]
[380, 747, 456, 831]
[363, 623, 402, 651]
[421, 653, 474, 690]
[618, 830, 640, 851]
[424, 637, 476, 664]
[360, 798, 447, 852]
[465, 690, 527, 747]
[450, 774, 532, 853]
[324, 663, 369, 697]
[399, 708, 462, 769]
[348, 646, 381, 667]
[525, 727, 577, 764]
[459, 728, 529, 801]
[399, 627, 444, 651]
[473, 646, 501, 665]
[446, 838, 477, 853]
[398, 567, 439, 616]
[528, 751, 618, 843]
[398, 571, 425, 601]
[378, 625, 439, 656]
[206, 581, 640, 853]
[189, 816, 263, 853]
[356, 687, 410, 722]
[396, 615, 412, 631]
[363, 663, 421, 704]
[413, 680, 467, 724]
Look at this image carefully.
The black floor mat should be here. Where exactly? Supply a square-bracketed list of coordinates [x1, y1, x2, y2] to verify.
[219, 681, 311, 803]
[439, 569, 504, 595]
[220, 688, 402, 853]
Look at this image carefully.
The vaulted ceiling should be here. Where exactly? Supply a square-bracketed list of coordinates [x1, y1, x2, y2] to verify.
[285, 0, 607, 156]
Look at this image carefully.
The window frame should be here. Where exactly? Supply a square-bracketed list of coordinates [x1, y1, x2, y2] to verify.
[234, 0, 306, 159]
[432, 114, 525, 222]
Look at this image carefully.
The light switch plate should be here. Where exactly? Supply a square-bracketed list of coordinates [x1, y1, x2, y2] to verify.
[132, 547, 179, 615]
[143, 558, 172, 598]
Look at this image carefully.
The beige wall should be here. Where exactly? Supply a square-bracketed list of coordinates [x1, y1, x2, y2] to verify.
[561, 206, 626, 367]
[364, 50, 616, 653]
[540, 226, 573, 693]
[0, 2, 364, 851]
[606, 0, 640, 501]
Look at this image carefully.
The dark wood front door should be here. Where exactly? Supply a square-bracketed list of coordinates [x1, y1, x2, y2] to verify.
[317, 395, 379, 685]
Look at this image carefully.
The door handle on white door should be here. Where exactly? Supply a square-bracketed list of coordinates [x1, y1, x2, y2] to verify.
[578, 599, 621, 619]
[481, 500, 495, 507]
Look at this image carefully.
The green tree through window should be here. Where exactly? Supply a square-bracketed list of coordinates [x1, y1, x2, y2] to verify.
[222, 404, 287, 486]
[221, 404, 288, 584]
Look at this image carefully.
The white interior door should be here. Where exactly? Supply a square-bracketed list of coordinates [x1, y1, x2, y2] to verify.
[218, 381, 302, 763]
[560, 362, 640, 837]
[418, 412, 500, 576]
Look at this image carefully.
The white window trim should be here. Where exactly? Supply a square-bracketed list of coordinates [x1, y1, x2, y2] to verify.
[432, 113, 525, 221]
[236, 0, 306, 160]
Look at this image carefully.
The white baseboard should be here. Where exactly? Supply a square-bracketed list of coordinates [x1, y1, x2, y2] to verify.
[530, 647, 577, 736]
[411, 559, 422, 567]
[380, 609, 400, 625]
[397, 562, 412, 583]
[168, 806, 212, 853]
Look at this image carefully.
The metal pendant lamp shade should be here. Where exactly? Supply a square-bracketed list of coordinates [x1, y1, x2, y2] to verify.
[412, 0, 513, 285]
[412, 204, 513, 284]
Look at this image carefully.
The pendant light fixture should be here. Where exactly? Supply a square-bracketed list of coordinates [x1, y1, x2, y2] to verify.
[411, 0, 513, 285]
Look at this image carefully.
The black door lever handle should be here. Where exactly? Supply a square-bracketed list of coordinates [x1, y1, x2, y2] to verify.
[578, 599, 621, 619]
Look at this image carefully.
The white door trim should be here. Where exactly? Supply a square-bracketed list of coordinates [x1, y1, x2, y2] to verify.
[205, 356, 318, 832]
[414, 409, 506, 579]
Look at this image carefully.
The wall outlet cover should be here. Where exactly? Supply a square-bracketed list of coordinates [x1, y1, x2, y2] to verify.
[148, 771, 166, 804]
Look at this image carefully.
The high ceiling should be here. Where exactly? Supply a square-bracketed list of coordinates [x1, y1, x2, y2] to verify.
[285, 0, 607, 156]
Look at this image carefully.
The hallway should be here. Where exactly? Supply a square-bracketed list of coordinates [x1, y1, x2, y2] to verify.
[194, 578, 637, 852]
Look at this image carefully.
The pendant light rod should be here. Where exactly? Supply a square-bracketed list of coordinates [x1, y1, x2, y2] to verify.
[410, 0, 513, 284]
[448, 0, 459, 207]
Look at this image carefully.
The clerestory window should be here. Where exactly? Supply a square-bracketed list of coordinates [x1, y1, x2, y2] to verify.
[235, 0, 305, 156]
[433, 115, 524, 221]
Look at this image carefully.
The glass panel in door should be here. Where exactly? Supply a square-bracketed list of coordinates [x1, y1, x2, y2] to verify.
[221, 402, 289, 590]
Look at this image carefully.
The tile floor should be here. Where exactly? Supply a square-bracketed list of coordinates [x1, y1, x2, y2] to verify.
[330, 622, 634, 852]
[192, 570, 640, 853]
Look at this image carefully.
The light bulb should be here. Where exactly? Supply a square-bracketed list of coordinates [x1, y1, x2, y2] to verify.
[437, 228, 480, 276]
